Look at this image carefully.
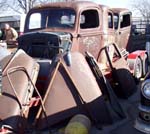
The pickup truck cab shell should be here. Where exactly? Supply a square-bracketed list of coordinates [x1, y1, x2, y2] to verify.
[24, 1, 115, 59]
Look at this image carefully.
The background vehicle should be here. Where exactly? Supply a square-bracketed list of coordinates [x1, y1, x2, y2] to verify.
[111, 8, 148, 79]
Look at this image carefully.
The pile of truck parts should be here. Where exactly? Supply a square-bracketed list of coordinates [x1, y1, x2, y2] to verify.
[0, 48, 140, 134]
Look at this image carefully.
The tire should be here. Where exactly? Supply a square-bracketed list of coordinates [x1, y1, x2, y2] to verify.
[142, 54, 148, 77]
[134, 57, 142, 79]
[112, 68, 137, 98]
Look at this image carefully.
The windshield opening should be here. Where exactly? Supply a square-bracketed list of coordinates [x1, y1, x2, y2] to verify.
[28, 8, 76, 30]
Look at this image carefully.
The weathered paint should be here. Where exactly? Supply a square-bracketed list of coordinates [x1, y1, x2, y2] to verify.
[24, 1, 116, 61]
[111, 8, 132, 49]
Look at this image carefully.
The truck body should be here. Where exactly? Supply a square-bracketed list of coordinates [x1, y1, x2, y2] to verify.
[111, 8, 148, 78]
[23, 1, 115, 59]
[21, 1, 147, 79]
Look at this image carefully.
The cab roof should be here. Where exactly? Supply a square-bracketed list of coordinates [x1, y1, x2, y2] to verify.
[32, 1, 100, 11]
[111, 8, 131, 14]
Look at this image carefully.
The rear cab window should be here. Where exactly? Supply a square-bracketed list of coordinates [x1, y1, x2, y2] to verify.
[120, 14, 131, 28]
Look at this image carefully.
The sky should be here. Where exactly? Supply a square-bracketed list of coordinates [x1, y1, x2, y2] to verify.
[92, 0, 130, 8]
[91, 0, 139, 16]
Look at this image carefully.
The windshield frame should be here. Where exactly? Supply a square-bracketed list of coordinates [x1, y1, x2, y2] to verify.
[25, 7, 76, 32]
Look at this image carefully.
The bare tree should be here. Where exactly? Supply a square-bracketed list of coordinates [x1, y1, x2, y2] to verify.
[3, 0, 51, 14]
[0, 0, 70, 14]
[0, 0, 5, 8]
[131, 0, 150, 19]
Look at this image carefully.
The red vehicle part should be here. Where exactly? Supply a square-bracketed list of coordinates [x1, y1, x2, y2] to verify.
[127, 50, 148, 78]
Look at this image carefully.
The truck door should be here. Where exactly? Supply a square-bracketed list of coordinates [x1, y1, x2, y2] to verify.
[115, 13, 131, 49]
[78, 9, 102, 59]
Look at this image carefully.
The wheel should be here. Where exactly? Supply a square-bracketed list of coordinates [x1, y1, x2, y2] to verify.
[143, 54, 148, 77]
[112, 68, 137, 98]
[134, 57, 142, 79]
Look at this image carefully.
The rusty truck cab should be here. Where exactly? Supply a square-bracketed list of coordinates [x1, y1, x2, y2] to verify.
[24, 1, 115, 59]
[22, 1, 138, 79]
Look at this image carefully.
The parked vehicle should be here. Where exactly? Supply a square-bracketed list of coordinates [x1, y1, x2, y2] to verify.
[20, 1, 148, 80]
[135, 71, 150, 134]
[111, 8, 148, 79]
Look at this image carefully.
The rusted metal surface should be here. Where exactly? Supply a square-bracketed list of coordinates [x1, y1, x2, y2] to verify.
[111, 8, 131, 14]
[68, 52, 102, 102]
[32, 1, 99, 11]
[0, 1, 146, 133]
[35, 52, 105, 129]
[24, 1, 117, 61]
[0, 50, 39, 131]
[111, 8, 131, 49]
